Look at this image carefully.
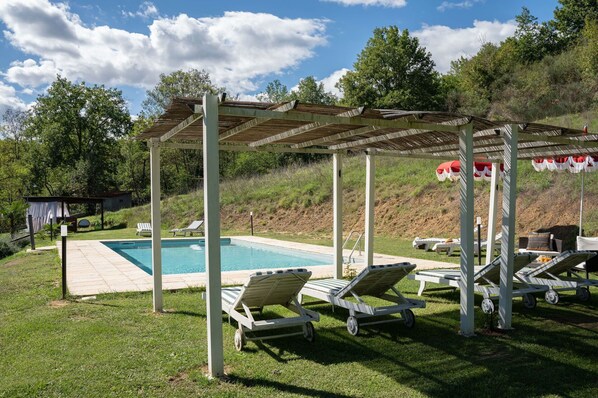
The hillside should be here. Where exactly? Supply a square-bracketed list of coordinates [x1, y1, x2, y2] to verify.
[112, 111, 598, 242]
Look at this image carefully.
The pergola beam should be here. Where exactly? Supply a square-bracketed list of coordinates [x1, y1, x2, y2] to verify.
[160, 142, 337, 154]
[329, 118, 469, 150]
[160, 111, 204, 142]
[219, 101, 298, 141]
[250, 107, 365, 147]
[293, 125, 381, 149]
[218, 106, 462, 133]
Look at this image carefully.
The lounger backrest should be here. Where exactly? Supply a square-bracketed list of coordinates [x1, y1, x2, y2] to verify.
[138, 223, 151, 230]
[335, 262, 416, 298]
[520, 251, 596, 278]
[232, 268, 311, 309]
[475, 253, 537, 283]
[187, 220, 203, 230]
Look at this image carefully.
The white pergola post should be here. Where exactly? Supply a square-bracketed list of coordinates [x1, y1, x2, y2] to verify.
[203, 94, 224, 377]
[498, 124, 518, 330]
[149, 138, 162, 312]
[459, 123, 475, 336]
[365, 152, 375, 266]
[485, 162, 501, 265]
[333, 152, 343, 278]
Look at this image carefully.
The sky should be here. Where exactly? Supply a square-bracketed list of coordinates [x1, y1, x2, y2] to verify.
[0, 0, 559, 116]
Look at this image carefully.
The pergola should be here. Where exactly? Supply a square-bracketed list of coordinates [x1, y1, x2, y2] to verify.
[138, 95, 598, 377]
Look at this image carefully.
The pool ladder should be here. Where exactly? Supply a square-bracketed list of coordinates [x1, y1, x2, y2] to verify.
[343, 230, 364, 265]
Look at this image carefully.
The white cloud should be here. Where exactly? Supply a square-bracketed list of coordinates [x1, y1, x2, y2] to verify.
[413, 20, 517, 73]
[0, 81, 27, 114]
[319, 68, 349, 97]
[0, 0, 328, 95]
[321, 0, 407, 8]
[124, 2, 160, 19]
[437, 1, 483, 12]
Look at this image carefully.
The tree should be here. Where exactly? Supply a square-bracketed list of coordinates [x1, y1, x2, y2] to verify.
[141, 69, 224, 118]
[139, 69, 226, 195]
[553, 0, 598, 46]
[338, 26, 441, 110]
[513, 7, 559, 63]
[288, 76, 337, 105]
[256, 80, 289, 103]
[1, 108, 28, 159]
[25, 76, 132, 196]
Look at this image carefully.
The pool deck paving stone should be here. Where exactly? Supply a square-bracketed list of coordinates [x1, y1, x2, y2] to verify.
[57, 236, 457, 296]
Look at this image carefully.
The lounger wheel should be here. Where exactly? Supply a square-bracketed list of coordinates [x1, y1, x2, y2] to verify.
[522, 293, 537, 309]
[481, 298, 495, 314]
[347, 316, 359, 336]
[403, 309, 415, 328]
[576, 287, 591, 302]
[234, 328, 246, 351]
[545, 289, 560, 305]
[303, 321, 316, 343]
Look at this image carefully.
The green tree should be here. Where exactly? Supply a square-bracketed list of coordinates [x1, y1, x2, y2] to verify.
[256, 80, 290, 103]
[289, 76, 337, 105]
[513, 7, 559, 63]
[25, 76, 131, 196]
[553, 0, 598, 46]
[1, 109, 28, 159]
[141, 69, 224, 118]
[338, 26, 441, 110]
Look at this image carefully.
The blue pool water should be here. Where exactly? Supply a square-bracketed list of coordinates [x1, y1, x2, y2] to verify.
[102, 239, 332, 275]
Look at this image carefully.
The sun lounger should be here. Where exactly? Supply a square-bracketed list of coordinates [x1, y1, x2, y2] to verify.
[170, 220, 204, 236]
[516, 250, 598, 304]
[221, 268, 319, 351]
[299, 263, 425, 336]
[412, 237, 450, 251]
[413, 227, 482, 252]
[433, 233, 502, 256]
[136, 223, 151, 237]
[409, 253, 543, 314]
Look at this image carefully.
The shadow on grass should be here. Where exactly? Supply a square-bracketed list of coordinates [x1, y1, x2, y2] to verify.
[227, 375, 355, 398]
[229, 300, 598, 397]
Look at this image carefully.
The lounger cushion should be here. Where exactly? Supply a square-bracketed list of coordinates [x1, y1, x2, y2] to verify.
[526, 232, 551, 251]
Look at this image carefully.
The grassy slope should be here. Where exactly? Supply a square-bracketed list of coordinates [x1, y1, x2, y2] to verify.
[107, 110, 598, 242]
[2, 250, 598, 397]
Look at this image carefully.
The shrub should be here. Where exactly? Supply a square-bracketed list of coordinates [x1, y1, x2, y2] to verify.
[0, 239, 19, 260]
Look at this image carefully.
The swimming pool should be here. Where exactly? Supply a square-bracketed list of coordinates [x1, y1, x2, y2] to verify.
[102, 238, 333, 275]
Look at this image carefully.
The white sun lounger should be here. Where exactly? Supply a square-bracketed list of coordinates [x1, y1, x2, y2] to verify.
[516, 250, 598, 304]
[409, 253, 543, 314]
[299, 263, 425, 336]
[221, 268, 319, 351]
[170, 220, 204, 236]
[136, 223, 151, 236]
[433, 233, 502, 256]
[412, 237, 450, 251]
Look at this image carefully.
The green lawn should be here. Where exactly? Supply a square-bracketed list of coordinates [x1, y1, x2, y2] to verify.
[2, 242, 598, 397]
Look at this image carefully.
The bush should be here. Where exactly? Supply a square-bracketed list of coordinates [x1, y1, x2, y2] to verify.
[0, 239, 19, 260]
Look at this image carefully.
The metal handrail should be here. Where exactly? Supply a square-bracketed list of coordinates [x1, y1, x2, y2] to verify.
[343, 230, 364, 264]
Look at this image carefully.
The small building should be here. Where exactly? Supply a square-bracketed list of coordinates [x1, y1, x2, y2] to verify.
[100, 191, 132, 212]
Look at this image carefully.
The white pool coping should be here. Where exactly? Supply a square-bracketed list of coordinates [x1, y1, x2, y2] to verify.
[57, 236, 456, 296]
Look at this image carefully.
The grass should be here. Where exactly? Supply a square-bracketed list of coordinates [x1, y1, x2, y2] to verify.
[2, 240, 598, 397]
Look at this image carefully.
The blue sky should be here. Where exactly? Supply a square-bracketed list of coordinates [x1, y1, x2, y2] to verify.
[0, 0, 558, 116]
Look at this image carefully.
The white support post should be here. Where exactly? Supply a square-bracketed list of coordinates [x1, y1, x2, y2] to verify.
[333, 153, 343, 278]
[203, 94, 224, 377]
[498, 124, 518, 330]
[149, 138, 163, 312]
[458, 123, 475, 337]
[485, 162, 500, 265]
[364, 152, 375, 266]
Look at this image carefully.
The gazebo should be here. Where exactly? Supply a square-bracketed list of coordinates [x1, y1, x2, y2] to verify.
[138, 95, 598, 377]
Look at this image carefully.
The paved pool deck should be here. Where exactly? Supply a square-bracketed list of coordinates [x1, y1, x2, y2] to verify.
[57, 236, 457, 296]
